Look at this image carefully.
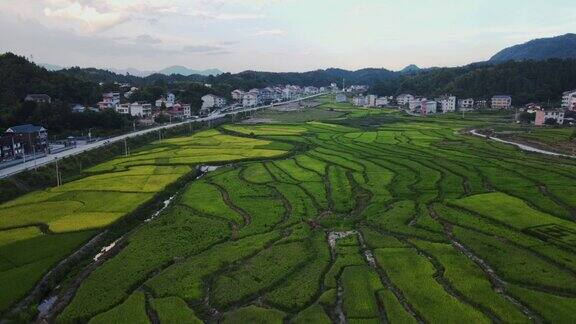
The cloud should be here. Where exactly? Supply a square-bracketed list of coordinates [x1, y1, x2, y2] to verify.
[253, 29, 287, 37]
[182, 45, 226, 53]
[43, 1, 126, 32]
[135, 34, 161, 44]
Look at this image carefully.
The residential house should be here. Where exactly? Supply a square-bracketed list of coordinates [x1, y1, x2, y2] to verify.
[201, 94, 227, 110]
[4, 124, 48, 154]
[366, 95, 378, 107]
[231, 89, 245, 101]
[421, 100, 438, 115]
[375, 97, 389, 107]
[168, 103, 192, 119]
[71, 104, 86, 113]
[304, 86, 319, 95]
[458, 98, 475, 110]
[408, 98, 425, 111]
[475, 100, 488, 109]
[396, 94, 415, 106]
[491, 95, 512, 109]
[98, 92, 121, 110]
[561, 90, 576, 111]
[243, 91, 261, 107]
[124, 87, 139, 99]
[259, 88, 277, 104]
[335, 93, 347, 103]
[0, 135, 24, 161]
[544, 109, 565, 125]
[115, 103, 131, 115]
[439, 95, 457, 113]
[116, 102, 152, 117]
[25, 94, 52, 104]
[352, 96, 367, 107]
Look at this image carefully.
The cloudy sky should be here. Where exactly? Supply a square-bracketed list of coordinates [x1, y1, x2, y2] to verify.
[1, 0, 575, 73]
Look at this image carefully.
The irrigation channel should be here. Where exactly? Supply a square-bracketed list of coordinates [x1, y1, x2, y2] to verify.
[34, 165, 224, 323]
[469, 129, 575, 158]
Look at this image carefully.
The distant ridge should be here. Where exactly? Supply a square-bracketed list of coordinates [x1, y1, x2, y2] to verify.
[158, 65, 223, 76]
[400, 64, 421, 73]
[490, 33, 576, 62]
[41, 63, 223, 77]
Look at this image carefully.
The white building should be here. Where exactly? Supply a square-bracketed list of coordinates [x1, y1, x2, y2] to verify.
[242, 91, 260, 107]
[561, 90, 576, 111]
[422, 100, 438, 115]
[155, 93, 176, 108]
[409, 98, 425, 111]
[458, 98, 475, 110]
[116, 102, 152, 117]
[440, 95, 457, 113]
[544, 109, 565, 125]
[304, 86, 319, 95]
[491, 95, 512, 109]
[375, 97, 389, 107]
[169, 103, 191, 119]
[366, 95, 378, 107]
[352, 96, 367, 107]
[98, 92, 120, 110]
[335, 93, 347, 103]
[201, 94, 226, 110]
[397, 94, 415, 106]
[231, 89, 245, 101]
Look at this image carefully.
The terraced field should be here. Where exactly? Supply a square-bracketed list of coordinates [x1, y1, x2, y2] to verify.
[4, 99, 576, 323]
[0, 130, 290, 316]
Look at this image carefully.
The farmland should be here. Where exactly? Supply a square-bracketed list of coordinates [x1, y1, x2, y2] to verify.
[3, 97, 576, 323]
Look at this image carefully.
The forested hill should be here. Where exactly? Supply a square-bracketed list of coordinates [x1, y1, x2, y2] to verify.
[490, 33, 576, 63]
[0, 53, 101, 110]
[59, 66, 400, 89]
[370, 59, 576, 106]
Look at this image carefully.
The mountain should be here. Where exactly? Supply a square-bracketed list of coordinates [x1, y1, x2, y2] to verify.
[371, 59, 576, 106]
[157, 65, 222, 76]
[490, 33, 576, 62]
[400, 64, 421, 73]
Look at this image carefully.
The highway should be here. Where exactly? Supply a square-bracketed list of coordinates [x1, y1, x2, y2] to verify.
[0, 93, 326, 179]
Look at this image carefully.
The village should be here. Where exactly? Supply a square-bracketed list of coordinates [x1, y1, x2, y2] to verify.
[0, 84, 333, 165]
[343, 89, 576, 126]
[2, 83, 576, 166]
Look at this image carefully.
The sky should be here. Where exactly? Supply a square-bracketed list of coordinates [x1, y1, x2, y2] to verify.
[0, 0, 575, 73]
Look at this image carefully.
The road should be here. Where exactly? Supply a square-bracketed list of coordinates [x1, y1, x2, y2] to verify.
[0, 93, 326, 179]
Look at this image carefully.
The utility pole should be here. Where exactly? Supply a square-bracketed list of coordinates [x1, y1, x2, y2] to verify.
[133, 122, 136, 132]
[55, 157, 61, 187]
[124, 137, 128, 156]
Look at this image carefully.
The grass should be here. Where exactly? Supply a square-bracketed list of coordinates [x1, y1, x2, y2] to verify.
[377, 290, 417, 324]
[150, 296, 202, 324]
[222, 305, 285, 324]
[211, 241, 309, 308]
[87, 292, 149, 324]
[374, 247, 490, 323]
[410, 239, 530, 323]
[341, 265, 383, 319]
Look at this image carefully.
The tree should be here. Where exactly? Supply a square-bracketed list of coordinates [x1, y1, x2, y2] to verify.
[544, 118, 558, 126]
[517, 112, 534, 124]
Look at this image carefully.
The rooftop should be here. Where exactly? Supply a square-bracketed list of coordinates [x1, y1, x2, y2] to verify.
[5, 124, 47, 134]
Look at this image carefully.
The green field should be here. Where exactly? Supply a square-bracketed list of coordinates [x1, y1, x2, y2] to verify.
[3, 97, 576, 323]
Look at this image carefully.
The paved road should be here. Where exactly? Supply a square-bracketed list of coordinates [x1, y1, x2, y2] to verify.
[0, 94, 326, 179]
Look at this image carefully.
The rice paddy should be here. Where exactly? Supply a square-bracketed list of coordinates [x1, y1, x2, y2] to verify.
[3, 97, 576, 323]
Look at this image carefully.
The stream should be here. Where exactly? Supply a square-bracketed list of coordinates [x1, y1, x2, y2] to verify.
[35, 165, 223, 321]
[469, 129, 575, 158]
